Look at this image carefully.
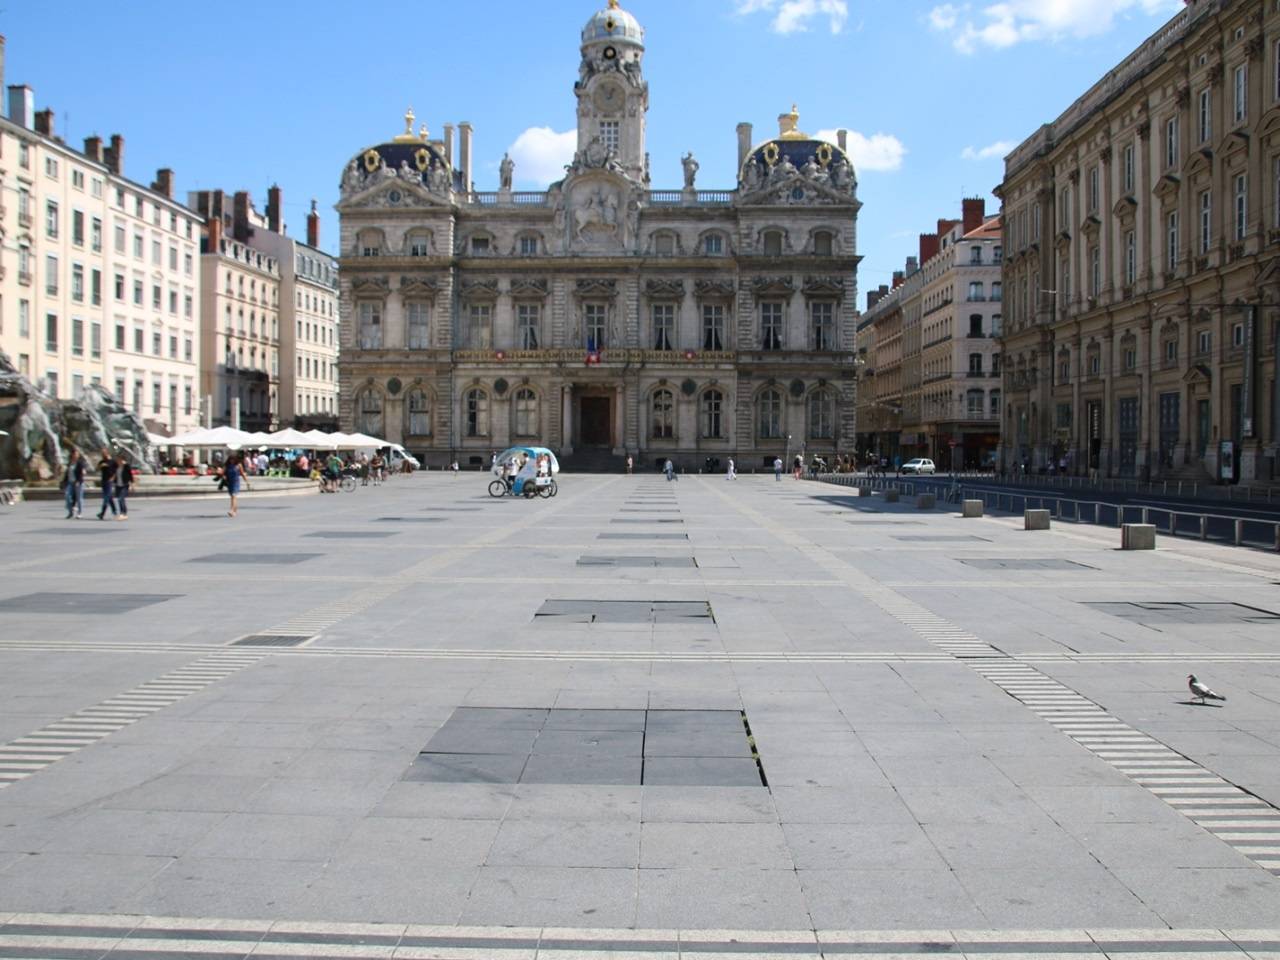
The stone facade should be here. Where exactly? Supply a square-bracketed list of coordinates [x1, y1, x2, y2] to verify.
[335, 2, 860, 470]
[0, 41, 203, 438]
[998, 0, 1280, 483]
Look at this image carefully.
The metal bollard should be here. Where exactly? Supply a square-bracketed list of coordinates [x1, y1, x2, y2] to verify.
[1235, 519, 1244, 546]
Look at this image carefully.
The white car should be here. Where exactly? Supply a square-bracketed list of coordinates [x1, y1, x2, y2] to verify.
[901, 458, 936, 475]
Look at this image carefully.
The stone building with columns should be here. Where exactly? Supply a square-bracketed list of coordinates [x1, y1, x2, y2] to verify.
[334, 1, 860, 470]
[998, 0, 1280, 483]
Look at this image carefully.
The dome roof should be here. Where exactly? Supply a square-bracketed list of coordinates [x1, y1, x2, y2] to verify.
[582, 0, 644, 47]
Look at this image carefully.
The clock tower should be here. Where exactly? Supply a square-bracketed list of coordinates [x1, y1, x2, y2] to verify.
[576, 0, 648, 182]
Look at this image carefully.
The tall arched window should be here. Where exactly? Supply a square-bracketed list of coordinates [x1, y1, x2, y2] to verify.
[651, 389, 674, 439]
[513, 388, 538, 437]
[807, 389, 834, 439]
[405, 389, 431, 436]
[702, 389, 724, 439]
[758, 389, 782, 439]
[356, 390, 384, 437]
[812, 230, 834, 256]
[465, 388, 489, 437]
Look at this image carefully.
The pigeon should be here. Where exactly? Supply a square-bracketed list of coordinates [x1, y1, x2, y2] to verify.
[1187, 674, 1226, 704]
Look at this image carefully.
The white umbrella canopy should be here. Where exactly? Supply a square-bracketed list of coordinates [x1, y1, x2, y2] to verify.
[339, 432, 388, 448]
[169, 425, 254, 447]
[300, 429, 339, 450]
[146, 432, 174, 446]
[264, 428, 313, 447]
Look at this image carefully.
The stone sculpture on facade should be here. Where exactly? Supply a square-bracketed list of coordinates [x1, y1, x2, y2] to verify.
[499, 153, 514, 191]
[682, 152, 699, 189]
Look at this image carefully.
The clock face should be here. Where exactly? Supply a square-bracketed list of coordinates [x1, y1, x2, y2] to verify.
[593, 83, 622, 113]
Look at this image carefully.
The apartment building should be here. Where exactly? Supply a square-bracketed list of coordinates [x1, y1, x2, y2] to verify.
[858, 199, 1003, 469]
[998, 0, 1280, 482]
[0, 38, 202, 435]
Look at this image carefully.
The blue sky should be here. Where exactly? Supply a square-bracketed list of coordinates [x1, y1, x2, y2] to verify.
[5, 0, 1182, 294]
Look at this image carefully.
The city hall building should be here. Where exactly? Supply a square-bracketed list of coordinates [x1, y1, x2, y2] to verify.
[335, 1, 860, 469]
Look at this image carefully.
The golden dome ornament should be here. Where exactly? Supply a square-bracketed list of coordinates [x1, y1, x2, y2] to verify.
[762, 142, 781, 167]
[816, 142, 834, 168]
[363, 149, 382, 173]
[414, 148, 431, 172]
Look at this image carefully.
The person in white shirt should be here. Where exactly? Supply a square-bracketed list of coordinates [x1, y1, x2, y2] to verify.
[726, 458, 737, 480]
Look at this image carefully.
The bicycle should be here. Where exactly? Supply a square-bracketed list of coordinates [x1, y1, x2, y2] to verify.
[319, 473, 358, 493]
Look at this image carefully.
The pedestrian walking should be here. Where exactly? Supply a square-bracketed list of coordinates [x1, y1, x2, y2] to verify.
[626, 455, 633, 475]
[63, 449, 86, 518]
[114, 453, 134, 520]
[451, 460, 459, 476]
[225, 452, 249, 517]
[95, 450, 118, 520]
[774, 456, 783, 481]
[664, 458, 676, 482]
[726, 458, 736, 480]
[793, 454, 803, 480]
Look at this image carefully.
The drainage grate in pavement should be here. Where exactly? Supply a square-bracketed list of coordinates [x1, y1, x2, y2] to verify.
[405, 708, 765, 786]
[961, 558, 1097, 571]
[894, 535, 993, 543]
[303, 531, 398, 539]
[534, 599, 714, 623]
[598, 533, 689, 540]
[610, 518, 684, 524]
[576, 556, 697, 568]
[373, 517, 445, 523]
[1084, 601, 1280, 625]
[0, 592, 179, 614]
[189, 553, 321, 565]
[230, 634, 315, 647]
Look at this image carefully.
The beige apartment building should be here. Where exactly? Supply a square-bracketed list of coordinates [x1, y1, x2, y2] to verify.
[189, 189, 339, 432]
[0, 40, 203, 436]
[190, 190, 281, 432]
[998, 0, 1280, 483]
[857, 200, 1003, 469]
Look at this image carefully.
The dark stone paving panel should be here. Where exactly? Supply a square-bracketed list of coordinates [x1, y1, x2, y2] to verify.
[373, 517, 446, 523]
[576, 556, 697, 569]
[534, 600, 713, 624]
[895, 535, 993, 543]
[189, 553, 321, 565]
[960, 558, 1097, 571]
[405, 708, 764, 787]
[1084, 601, 1280, 625]
[598, 533, 689, 540]
[610, 519, 685, 524]
[0, 592, 180, 614]
[29, 526, 122, 535]
[303, 531, 398, 539]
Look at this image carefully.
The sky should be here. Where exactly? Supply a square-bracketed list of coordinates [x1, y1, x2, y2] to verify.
[4, 0, 1184, 296]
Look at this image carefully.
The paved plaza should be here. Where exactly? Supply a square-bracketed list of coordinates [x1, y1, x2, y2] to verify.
[1, 473, 1280, 957]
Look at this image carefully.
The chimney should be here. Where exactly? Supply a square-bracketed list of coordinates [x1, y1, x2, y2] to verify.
[306, 199, 320, 248]
[891, 271, 905, 290]
[206, 214, 222, 253]
[905, 256, 919, 276]
[736, 122, 753, 169]
[458, 121, 473, 194]
[837, 129, 848, 152]
[443, 123, 455, 167]
[7, 84, 32, 128]
[962, 196, 987, 235]
[919, 232, 940, 264]
[151, 168, 174, 199]
[83, 135, 103, 163]
[105, 133, 124, 175]
[232, 190, 251, 242]
[267, 183, 282, 234]
[34, 107, 53, 137]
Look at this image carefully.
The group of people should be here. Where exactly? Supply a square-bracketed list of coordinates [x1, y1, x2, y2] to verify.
[497, 451, 553, 491]
[62, 449, 135, 520]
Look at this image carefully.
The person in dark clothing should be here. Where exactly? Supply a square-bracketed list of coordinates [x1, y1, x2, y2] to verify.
[96, 450, 118, 520]
[63, 449, 86, 518]
[114, 454, 134, 520]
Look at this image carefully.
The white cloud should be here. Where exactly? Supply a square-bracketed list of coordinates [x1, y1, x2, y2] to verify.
[961, 139, 1016, 161]
[506, 126, 576, 187]
[815, 128, 907, 173]
[735, 0, 849, 35]
[928, 0, 1182, 54]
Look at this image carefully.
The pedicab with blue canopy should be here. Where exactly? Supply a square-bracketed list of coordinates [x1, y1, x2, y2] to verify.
[488, 446, 559, 498]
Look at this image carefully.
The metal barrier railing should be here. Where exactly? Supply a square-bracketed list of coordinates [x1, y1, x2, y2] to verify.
[810, 474, 1280, 552]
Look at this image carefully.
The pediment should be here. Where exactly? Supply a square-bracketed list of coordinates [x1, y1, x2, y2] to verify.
[1152, 173, 1181, 202]
[1112, 195, 1138, 219]
[803, 275, 846, 299]
[751, 275, 796, 297]
[399, 277, 441, 299]
[460, 279, 500, 300]
[1183, 363, 1211, 384]
[574, 278, 618, 297]
[340, 177, 448, 211]
[740, 175, 854, 207]
[351, 276, 391, 296]
[694, 279, 736, 299]
[644, 279, 685, 298]
[509, 278, 549, 298]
